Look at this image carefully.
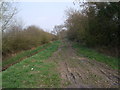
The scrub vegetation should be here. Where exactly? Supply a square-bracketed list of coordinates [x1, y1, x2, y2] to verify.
[1, 1, 119, 88]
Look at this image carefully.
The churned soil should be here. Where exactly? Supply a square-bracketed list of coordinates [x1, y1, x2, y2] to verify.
[48, 40, 119, 88]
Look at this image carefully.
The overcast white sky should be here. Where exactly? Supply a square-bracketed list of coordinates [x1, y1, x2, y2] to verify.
[17, 2, 80, 32]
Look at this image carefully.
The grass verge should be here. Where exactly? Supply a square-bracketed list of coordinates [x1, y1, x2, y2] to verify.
[72, 43, 119, 70]
[2, 42, 52, 70]
[2, 41, 61, 88]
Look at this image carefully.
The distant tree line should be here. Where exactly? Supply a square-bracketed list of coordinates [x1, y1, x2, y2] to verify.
[2, 24, 55, 59]
[65, 2, 120, 57]
[1, 2, 56, 60]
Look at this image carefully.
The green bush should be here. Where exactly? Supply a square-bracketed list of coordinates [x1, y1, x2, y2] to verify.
[65, 2, 119, 57]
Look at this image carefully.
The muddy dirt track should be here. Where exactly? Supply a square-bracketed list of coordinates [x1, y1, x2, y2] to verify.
[48, 40, 119, 88]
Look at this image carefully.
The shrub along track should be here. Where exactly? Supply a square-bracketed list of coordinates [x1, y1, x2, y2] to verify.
[48, 40, 119, 88]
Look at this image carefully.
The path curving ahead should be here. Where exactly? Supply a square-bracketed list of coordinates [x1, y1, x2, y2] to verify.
[48, 40, 119, 88]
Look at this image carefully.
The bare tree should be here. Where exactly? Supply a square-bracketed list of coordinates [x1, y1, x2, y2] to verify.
[53, 25, 64, 35]
[0, 1, 17, 32]
[52, 25, 66, 40]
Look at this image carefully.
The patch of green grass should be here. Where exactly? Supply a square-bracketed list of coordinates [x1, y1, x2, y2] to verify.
[2, 41, 61, 88]
[3, 42, 52, 68]
[73, 43, 119, 69]
[0, 72, 2, 88]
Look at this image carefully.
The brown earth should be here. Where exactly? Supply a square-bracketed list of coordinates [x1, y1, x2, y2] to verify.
[48, 40, 119, 88]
